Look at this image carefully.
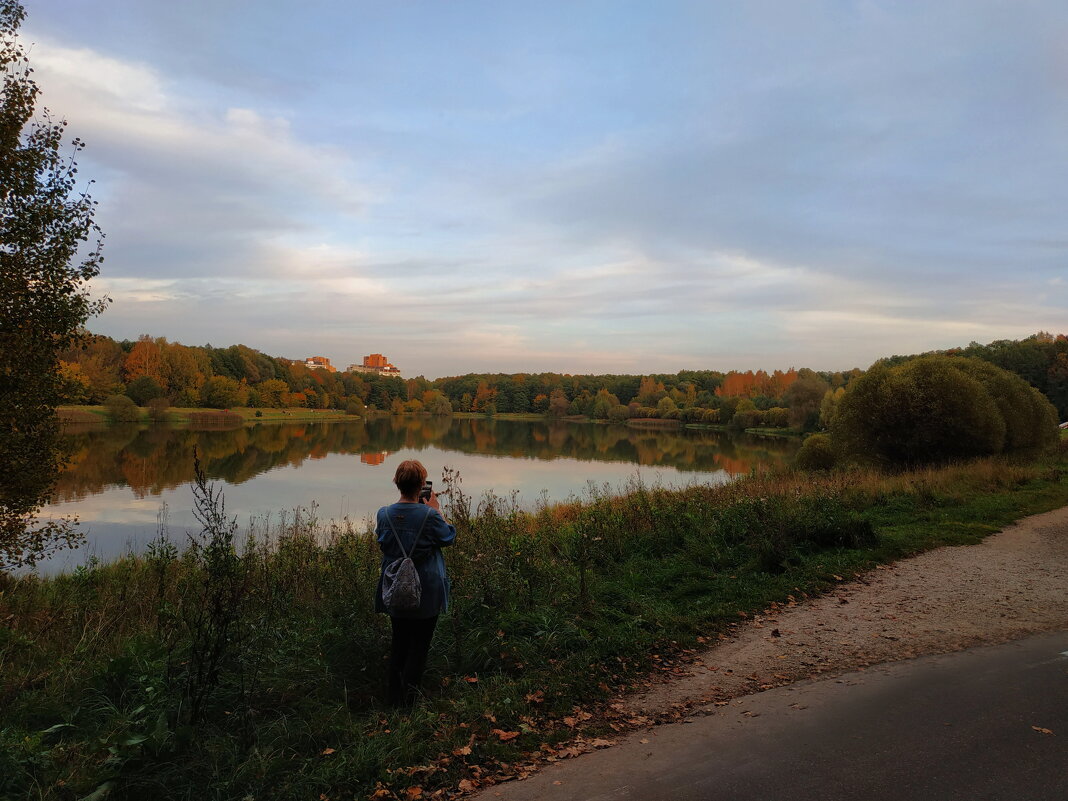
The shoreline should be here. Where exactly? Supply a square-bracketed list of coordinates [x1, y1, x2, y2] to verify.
[59, 405, 800, 437]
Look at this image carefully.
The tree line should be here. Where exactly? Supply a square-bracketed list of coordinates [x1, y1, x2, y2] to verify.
[58, 331, 1068, 430]
[57, 332, 856, 427]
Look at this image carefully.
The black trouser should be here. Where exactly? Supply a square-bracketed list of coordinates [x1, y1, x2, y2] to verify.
[388, 615, 438, 707]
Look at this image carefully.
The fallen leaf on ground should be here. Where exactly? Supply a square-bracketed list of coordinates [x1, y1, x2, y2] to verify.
[590, 738, 613, 748]
[406, 787, 423, 799]
[1032, 726, 1054, 735]
[321, 748, 336, 755]
[492, 729, 520, 741]
[452, 745, 472, 756]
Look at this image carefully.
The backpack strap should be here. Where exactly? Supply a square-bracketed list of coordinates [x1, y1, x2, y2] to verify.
[383, 506, 433, 559]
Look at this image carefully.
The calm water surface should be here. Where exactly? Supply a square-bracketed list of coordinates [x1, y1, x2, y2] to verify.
[39, 417, 797, 572]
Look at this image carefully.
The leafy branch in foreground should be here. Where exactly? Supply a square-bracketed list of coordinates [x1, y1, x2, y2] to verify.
[0, 0, 107, 569]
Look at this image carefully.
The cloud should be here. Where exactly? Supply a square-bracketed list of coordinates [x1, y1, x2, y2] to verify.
[28, 39, 370, 281]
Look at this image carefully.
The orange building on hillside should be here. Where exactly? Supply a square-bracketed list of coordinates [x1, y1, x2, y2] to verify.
[347, 354, 401, 377]
[303, 356, 337, 372]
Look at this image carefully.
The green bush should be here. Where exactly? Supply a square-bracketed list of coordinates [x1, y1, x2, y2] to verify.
[125, 375, 165, 406]
[795, 433, 835, 470]
[103, 394, 139, 423]
[200, 375, 249, 409]
[832, 355, 1057, 465]
[763, 406, 791, 428]
[955, 359, 1058, 451]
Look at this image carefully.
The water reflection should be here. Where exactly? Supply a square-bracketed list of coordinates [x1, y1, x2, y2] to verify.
[39, 418, 796, 572]
[54, 418, 796, 503]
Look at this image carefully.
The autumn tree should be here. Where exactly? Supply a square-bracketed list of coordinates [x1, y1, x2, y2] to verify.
[819, 387, 846, 429]
[1, 1, 107, 568]
[656, 395, 678, 418]
[123, 335, 164, 385]
[568, 390, 594, 416]
[783, 369, 829, 430]
[472, 380, 497, 413]
[548, 388, 569, 417]
[63, 333, 124, 401]
[422, 389, 452, 416]
[590, 388, 621, 419]
[200, 376, 248, 409]
[162, 341, 208, 401]
[636, 376, 667, 406]
[257, 378, 289, 408]
[56, 360, 91, 404]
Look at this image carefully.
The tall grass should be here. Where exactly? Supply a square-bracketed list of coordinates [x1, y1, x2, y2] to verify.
[1, 453, 1067, 799]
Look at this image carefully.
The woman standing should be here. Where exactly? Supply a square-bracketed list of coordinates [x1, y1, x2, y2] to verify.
[375, 460, 456, 707]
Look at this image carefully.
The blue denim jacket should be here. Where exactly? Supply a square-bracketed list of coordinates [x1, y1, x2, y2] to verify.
[374, 502, 457, 618]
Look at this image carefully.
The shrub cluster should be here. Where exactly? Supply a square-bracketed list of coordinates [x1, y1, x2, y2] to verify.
[831, 356, 1058, 466]
[794, 433, 836, 471]
[103, 394, 139, 423]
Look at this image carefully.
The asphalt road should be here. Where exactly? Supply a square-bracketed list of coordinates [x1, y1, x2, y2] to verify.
[477, 630, 1068, 801]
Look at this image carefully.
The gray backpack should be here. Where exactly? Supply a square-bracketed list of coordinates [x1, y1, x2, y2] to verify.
[381, 507, 432, 613]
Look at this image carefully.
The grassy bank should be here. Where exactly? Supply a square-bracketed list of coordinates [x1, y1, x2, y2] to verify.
[741, 426, 805, 438]
[59, 405, 354, 425]
[2, 446, 1067, 800]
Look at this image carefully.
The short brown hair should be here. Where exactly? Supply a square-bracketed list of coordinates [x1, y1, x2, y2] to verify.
[393, 459, 428, 497]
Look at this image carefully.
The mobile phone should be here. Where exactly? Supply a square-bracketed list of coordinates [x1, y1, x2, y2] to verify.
[419, 480, 432, 503]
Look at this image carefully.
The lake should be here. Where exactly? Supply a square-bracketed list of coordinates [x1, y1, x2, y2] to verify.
[38, 417, 798, 572]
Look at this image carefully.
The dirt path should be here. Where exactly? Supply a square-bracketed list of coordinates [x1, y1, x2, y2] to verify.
[627, 503, 1068, 718]
[473, 504, 1068, 799]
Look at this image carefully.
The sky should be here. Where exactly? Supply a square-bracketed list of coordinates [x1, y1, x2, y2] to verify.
[18, 0, 1068, 379]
